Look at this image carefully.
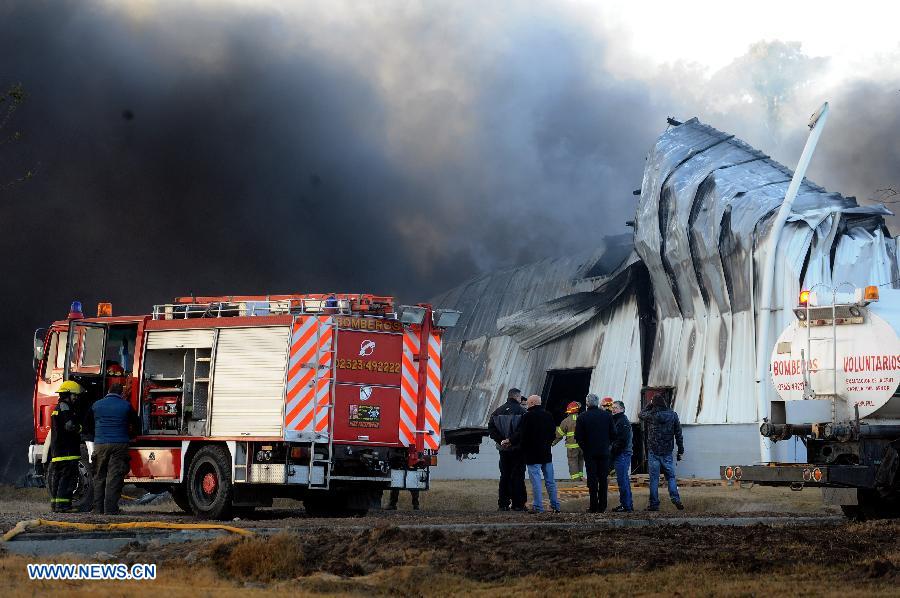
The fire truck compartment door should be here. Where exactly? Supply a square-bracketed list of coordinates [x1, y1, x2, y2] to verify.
[145, 329, 215, 349]
[332, 384, 402, 445]
[209, 326, 290, 437]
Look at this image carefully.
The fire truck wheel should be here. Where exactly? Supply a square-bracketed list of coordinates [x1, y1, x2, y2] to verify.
[169, 484, 192, 513]
[187, 445, 234, 520]
[842, 489, 900, 521]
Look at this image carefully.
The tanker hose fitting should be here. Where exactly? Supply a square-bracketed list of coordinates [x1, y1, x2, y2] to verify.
[824, 423, 854, 442]
[760, 422, 791, 442]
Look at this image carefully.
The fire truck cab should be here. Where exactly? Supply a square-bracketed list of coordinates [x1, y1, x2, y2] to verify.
[29, 294, 458, 518]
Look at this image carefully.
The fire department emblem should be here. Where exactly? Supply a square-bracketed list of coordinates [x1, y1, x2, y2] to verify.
[360, 385, 373, 401]
[359, 339, 376, 357]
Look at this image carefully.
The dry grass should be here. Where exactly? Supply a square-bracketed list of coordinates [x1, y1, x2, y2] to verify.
[0, 479, 835, 517]
[386, 479, 835, 514]
[1, 551, 897, 597]
[213, 532, 310, 581]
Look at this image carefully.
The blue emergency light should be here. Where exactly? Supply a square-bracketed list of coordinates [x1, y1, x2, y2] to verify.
[68, 300, 84, 319]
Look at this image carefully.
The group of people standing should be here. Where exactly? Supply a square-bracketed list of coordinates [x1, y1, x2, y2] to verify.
[47, 373, 139, 514]
[488, 388, 685, 513]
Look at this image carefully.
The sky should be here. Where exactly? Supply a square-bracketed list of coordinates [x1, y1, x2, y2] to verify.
[0, 0, 898, 482]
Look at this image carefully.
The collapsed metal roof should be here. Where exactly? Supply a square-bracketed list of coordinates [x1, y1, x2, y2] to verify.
[435, 117, 897, 445]
[432, 234, 643, 436]
[635, 118, 896, 425]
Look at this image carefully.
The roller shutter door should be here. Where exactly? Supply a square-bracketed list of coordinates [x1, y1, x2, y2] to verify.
[145, 329, 215, 349]
[210, 326, 290, 437]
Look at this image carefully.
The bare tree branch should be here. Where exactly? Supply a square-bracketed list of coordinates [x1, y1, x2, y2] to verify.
[872, 186, 899, 204]
[0, 82, 36, 191]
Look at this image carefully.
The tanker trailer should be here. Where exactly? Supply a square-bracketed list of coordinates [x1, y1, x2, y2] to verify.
[722, 286, 900, 519]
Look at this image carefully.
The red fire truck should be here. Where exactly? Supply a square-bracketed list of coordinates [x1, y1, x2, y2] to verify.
[28, 294, 459, 518]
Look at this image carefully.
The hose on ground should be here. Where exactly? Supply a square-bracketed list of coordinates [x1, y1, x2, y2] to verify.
[1, 518, 254, 542]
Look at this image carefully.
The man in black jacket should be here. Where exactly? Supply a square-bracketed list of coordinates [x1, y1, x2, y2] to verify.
[507, 395, 560, 513]
[49, 381, 85, 513]
[639, 394, 685, 511]
[610, 400, 634, 512]
[575, 394, 616, 513]
[487, 388, 526, 511]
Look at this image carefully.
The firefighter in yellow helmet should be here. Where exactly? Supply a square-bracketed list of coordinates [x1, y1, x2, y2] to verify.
[553, 401, 584, 481]
[49, 381, 85, 512]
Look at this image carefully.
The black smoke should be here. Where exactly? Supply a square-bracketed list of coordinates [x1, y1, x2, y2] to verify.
[0, 1, 663, 481]
[1, 2, 897, 483]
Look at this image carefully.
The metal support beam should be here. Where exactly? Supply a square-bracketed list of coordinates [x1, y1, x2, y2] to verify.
[755, 102, 830, 463]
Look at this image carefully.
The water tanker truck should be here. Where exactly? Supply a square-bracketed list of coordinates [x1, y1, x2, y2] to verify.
[722, 285, 900, 519]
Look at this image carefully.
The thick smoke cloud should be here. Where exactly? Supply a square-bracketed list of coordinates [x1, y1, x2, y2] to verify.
[0, 1, 897, 482]
[0, 1, 664, 481]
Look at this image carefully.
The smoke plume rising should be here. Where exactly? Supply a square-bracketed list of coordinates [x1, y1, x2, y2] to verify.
[0, 1, 897, 481]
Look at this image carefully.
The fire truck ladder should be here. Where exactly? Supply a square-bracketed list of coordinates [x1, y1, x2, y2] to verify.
[803, 284, 845, 424]
[306, 316, 338, 490]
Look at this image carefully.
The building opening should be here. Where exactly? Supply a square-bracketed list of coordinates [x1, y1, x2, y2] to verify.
[541, 368, 592, 425]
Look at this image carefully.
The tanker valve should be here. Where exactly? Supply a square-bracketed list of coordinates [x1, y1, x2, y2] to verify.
[823, 423, 854, 442]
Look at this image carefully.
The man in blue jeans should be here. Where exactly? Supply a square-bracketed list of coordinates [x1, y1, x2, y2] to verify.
[638, 394, 684, 511]
[610, 400, 634, 512]
[505, 395, 560, 513]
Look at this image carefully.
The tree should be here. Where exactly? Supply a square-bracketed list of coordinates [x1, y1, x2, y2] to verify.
[1, 82, 36, 190]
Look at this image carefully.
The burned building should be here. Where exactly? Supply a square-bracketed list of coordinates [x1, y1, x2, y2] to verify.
[432, 117, 898, 478]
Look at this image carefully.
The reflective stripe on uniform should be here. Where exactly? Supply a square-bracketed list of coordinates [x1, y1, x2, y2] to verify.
[51, 455, 80, 462]
[565, 443, 579, 449]
[51, 410, 58, 415]
[570, 472, 584, 480]
[556, 427, 564, 436]
[564, 431, 575, 437]
[50, 498, 71, 502]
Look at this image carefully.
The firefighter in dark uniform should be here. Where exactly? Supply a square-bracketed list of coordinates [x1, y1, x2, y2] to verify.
[49, 381, 85, 512]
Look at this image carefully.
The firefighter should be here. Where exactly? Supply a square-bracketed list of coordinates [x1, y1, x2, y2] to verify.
[105, 362, 134, 401]
[553, 401, 584, 481]
[49, 381, 85, 513]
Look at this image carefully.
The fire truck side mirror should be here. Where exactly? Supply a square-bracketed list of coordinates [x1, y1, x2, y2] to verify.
[32, 328, 47, 372]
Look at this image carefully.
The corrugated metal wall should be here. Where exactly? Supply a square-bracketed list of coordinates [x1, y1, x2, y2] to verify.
[634, 118, 896, 425]
[435, 241, 643, 431]
[434, 117, 899, 449]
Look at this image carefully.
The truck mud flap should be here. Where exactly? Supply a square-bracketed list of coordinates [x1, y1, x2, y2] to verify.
[874, 444, 899, 490]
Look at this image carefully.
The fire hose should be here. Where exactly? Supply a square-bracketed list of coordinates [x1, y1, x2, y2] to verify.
[1, 519, 254, 542]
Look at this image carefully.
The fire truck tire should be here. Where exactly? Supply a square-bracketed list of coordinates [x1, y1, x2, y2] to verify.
[186, 445, 234, 520]
[169, 484, 192, 514]
[842, 490, 900, 520]
[46, 444, 94, 512]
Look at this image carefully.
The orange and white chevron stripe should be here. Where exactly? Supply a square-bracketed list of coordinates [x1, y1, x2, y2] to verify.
[285, 315, 334, 438]
[399, 329, 442, 449]
[399, 330, 419, 447]
[423, 331, 442, 450]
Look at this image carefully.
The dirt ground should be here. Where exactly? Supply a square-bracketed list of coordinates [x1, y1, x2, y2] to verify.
[1, 480, 896, 596]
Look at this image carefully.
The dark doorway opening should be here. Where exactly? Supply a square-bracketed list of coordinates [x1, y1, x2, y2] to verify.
[541, 368, 593, 425]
